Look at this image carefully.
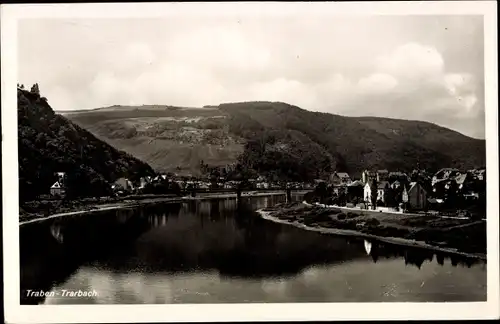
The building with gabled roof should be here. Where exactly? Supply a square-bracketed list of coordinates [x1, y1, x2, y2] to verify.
[391, 180, 401, 190]
[376, 169, 389, 182]
[329, 172, 352, 185]
[432, 168, 460, 186]
[362, 170, 376, 184]
[112, 177, 134, 192]
[363, 180, 390, 206]
[50, 181, 66, 197]
[407, 181, 428, 210]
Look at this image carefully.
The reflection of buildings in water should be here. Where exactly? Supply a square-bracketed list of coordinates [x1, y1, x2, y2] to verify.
[50, 224, 64, 243]
[148, 213, 168, 228]
[198, 201, 211, 219]
[363, 240, 381, 263]
[259, 196, 270, 209]
[403, 249, 434, 269]
[144, 203, 185, 228]
[436, 253, 445, 266]
[116, 208, 135, 223]
[364, 241, 480, 270]
[209, 201, 221, 221]
[186, 201, 198, 215]
[371, 249, 379, 263]
[427, 254, 434, 263]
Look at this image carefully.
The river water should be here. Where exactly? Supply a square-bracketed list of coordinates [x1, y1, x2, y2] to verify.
[20, 195, 486, 305]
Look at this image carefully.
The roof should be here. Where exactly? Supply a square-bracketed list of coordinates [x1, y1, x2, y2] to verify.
[439, 168, 460, 172]
[335, 172, 350, 179]
[51, 181, 63, 188]
[349, 180, 364, 187]
[455, 173, 468, 185]
[377, 169, 389, 174]
[434, 168, 460, 178]
[408, 181, 428, 194]
[389, 172, 407, 177]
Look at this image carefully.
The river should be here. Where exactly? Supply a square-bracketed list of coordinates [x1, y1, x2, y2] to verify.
[20, 194, 486, 305]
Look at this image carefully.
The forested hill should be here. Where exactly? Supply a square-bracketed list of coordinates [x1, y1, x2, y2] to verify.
[18, 88, 155, 201]
[218, 102, 486, 177]
[62, 101, 486, 181]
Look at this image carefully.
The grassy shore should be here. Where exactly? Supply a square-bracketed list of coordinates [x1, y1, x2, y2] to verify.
[258, 202, 486, 259]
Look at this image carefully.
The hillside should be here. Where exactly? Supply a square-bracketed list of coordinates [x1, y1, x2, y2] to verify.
[18, 89, 155, 201]
[62, 101, 486, 180]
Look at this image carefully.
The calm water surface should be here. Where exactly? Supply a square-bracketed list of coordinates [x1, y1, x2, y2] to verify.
[20, 195, 486, 304]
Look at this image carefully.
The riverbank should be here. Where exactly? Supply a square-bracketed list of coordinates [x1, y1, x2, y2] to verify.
[19, 190, 290, 225]
[257, 202, 486, 260]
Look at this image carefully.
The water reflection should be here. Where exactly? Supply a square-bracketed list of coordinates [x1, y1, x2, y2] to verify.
[20, 195, 486, 305]
[361, 239, 484, 270]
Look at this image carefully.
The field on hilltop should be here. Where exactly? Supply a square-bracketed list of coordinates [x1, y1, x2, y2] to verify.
[62, 101, 486, 179]
[62, 106, 243, 175]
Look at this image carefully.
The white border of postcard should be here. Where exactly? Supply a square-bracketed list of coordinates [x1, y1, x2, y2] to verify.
[2, 1, 499, 322]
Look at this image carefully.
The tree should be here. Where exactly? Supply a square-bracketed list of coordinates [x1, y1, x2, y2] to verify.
[385, 187, 399, 207]
[313, 182, 330, 204]
[30, 83, 40, 95]
[445, 180, 459, 208]
[209, 167, 221, 189]
[370, 179, 378, 209]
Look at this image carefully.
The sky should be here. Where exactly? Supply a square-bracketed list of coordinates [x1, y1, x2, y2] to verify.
[18, 15, 485, 138]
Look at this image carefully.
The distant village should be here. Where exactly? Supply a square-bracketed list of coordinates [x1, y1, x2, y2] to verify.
[315, 168, 486, 215]
[48, 172, 298, 199]
[47, 166, 486, 215]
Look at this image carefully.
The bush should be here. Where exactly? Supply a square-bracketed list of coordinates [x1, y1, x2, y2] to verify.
[365, 218, 381, 226]
[346, 212, 358, 219]
[337, 213, 347, 220]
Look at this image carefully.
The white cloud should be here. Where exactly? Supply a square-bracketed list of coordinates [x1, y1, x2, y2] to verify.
[18, 16, 484, 138]
[166, 26, 271, 73]
[357, 73, 399, 94]
[375, 42, 445, 81]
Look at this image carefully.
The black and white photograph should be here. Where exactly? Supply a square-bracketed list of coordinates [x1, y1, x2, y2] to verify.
[2, 1, 499, 322]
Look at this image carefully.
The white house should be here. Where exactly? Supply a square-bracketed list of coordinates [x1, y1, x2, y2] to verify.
[377, 181, 390, 204]
[112, 178, 134, 192]
[50, 181, 65, 197]
[364, 183, 372, 202]
[256, 182, 269, 189]
[477, 169, 486, 181]
[407, 182, 428, 210]
[139, 177, 152, 189]
[390, 180, 401, 190]
[364, 181, 390, 204]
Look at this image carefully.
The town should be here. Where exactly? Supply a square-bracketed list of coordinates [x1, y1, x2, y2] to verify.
[46, 165, 486, 219]
[12, 8, 492, 311]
